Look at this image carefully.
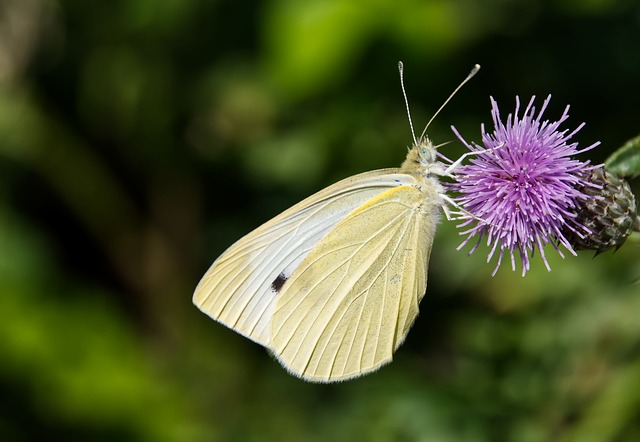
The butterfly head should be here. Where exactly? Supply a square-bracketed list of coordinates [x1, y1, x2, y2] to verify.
[401, 136, 445, 176]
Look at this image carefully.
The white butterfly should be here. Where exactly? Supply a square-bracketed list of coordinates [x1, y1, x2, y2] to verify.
[193, 63, 480, 382]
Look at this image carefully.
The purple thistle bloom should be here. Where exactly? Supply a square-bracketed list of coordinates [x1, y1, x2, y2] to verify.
[448, 95, 600, 276]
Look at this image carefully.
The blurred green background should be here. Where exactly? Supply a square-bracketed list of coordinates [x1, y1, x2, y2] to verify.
[1, 0, 639, 440]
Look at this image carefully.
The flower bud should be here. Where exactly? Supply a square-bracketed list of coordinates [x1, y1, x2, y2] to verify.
[564, 167, 637, 252]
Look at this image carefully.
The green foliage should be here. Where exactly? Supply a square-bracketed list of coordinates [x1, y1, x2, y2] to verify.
[1, 0, 639, 440]
[606, 134, 640, 179]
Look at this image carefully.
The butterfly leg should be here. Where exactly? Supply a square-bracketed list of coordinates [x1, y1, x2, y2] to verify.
[440, 193, 493, 226]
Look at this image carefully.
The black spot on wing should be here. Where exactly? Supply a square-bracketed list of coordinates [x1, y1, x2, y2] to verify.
[271, 273, 288, 293]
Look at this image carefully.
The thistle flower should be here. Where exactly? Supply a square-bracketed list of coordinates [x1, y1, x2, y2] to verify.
[448, 95, 600, 276]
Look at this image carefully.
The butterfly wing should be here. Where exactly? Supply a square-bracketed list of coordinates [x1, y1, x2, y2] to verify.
[193, 169, 419, 347]
[271, 185, 439, 382]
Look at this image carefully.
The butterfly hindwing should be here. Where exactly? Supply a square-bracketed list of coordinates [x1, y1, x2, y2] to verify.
[193, 169, 420, 347]
[270, 185, 439, 382]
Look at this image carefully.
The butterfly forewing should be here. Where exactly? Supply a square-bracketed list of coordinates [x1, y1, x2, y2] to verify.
[193, 169, 419, 347]
[271, 185, 438, 382]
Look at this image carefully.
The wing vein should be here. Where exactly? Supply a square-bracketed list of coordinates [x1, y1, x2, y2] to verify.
[307, 205, 417, 377]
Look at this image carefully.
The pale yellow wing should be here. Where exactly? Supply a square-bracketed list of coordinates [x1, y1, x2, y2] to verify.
[271, 185, 439, 382]
[193, 169, 420, 347]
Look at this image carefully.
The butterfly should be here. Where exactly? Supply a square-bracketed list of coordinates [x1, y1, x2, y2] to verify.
[193, 63, 480, 382]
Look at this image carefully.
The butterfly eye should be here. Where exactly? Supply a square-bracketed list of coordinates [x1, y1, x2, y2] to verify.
[420, 146, 435, 164]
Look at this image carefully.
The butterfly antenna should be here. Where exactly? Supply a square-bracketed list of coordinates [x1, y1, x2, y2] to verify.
[419, 64, 481, 140]
[398, 61, 417, 145]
